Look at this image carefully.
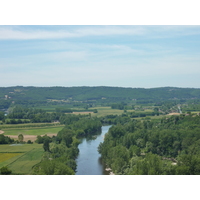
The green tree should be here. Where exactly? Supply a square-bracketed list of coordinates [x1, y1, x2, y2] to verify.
[0, 166, 12, 175]
[36, 160, 74, 175]
[27, 140, 33, 144]
[129, 145, 141, 157]
[43, 138, 50, 152]
[18, 134, 24, 143]
[0, 111, 4, 120]
[35, 135, 43, 144]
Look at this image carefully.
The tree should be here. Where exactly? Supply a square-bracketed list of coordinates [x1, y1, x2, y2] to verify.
[27, 140, 33, 144]
[18, 134, 24, 143]
[35, 135, 43, 144]
[43, 138, 50, 152]
[0, 111, 4, 120]
[35, 160, 74, 175]
[129, 145, 141, 157]
[154, 107, 159, 116]
[62, 133, 73, 148]
[0, 166, 12, 175]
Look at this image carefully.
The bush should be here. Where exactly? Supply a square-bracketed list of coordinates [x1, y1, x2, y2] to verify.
[27, 140, 33, 144]
[0, 166, 12, 175]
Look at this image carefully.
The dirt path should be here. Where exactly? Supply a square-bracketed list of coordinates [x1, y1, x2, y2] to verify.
[0, 130, 4, 134]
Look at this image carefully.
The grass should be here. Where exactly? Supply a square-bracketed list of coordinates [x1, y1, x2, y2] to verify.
[0, 122, 63, 129]
[88, 107, 155, 117]
[89, 107, 124, 117]
[8, 147, 44, 174]
[0, 143, 42, 152]
[191, 111, 200, 114]
[2, 126, 64, 136]
[0, 153, 22, 162]
[0, 144, 44, 174]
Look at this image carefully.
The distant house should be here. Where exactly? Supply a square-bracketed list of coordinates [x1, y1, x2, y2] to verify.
[53, 120, 60, 123]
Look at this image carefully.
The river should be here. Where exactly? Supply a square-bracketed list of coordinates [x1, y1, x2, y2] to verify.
[75, 125, 111, 175]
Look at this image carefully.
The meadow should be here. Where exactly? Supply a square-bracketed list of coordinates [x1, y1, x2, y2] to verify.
[0, 144, 43, 174]
[89, 107, 124, 117]
[0, 122, 63, 129]
[2, 126, 64, 136]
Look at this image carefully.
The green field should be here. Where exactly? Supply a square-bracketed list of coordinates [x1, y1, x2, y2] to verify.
[0, 153, 22, 162]
[2, 126, 64, 136]
[0, 144, 43, 174]
[88, 107, 155, 117]
[89, 107, 124, 117]
[0, 122, 63, 129]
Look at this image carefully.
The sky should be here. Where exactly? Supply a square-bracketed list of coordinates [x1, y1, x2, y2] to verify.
[0, 25, 200, 88]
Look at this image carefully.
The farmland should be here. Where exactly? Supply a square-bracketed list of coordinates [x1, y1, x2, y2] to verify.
[0, 125, 64, 142]
[0, 144, 43, 174]
[2, 126, 64, 136]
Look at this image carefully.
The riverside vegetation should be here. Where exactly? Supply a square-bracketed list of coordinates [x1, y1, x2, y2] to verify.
[1, 86, 200, 175]
[0, 115, 101, 175]
[98, 113, 200, 175]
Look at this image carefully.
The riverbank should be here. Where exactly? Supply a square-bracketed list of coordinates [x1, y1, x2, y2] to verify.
[105, 167, 115, 175]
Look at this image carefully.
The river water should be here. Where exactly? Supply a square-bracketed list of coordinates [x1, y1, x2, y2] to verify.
[75, 125, 111, 175]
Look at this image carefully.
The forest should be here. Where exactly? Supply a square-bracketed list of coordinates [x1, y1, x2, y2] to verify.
[98, 113, 200, 175]
[1, 86, 200, 108]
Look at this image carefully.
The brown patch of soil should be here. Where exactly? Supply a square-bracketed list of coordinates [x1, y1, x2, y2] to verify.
[168, 113, 180, 115]
[0, 130, 4, 134]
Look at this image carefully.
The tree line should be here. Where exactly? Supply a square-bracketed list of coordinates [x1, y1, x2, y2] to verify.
[98, 113, 200, 175]
[1, 86, 200, 107]
[32, 117, 102, 175]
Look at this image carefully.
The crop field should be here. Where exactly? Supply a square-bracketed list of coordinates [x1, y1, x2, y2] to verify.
[8, 148, 44, 174]
[89, 107, 124, 117]
[191, 111, 200, 114]
[88, 107, 155, 117]
[0, 153, 22, 163]
[0, 144, 43, 174]
[0, 122, 63, 129]
[36, 104, 72, 112]
[2, 126, 64, 136]
[1, 126, 64, 142]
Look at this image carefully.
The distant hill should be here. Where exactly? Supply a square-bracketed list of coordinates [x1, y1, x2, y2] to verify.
[0, 86, 200, 103]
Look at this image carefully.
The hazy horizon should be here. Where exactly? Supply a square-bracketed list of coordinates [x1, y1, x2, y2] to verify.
[1, 85, 200, 89]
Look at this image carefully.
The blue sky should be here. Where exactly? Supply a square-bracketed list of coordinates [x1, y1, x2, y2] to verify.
[0, 25, 200, 88]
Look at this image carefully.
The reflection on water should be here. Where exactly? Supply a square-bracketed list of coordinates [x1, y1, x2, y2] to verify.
[75, 125, 111, 175]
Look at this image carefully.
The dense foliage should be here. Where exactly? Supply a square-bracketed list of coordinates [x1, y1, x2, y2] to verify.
[0, 134, 14, 144]
[0, 166, 12, 175]
[32, 117, 102, 175]
[1, 86, 200, 108]
[98, 114, 200, 175]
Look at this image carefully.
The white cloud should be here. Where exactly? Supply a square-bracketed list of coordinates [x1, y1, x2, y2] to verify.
[0, 26, 145, 40]
[1, 25, 200, 88]
[1, 25, 199, 40]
